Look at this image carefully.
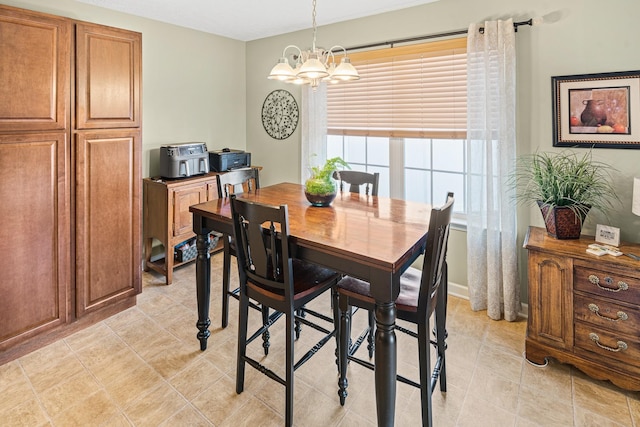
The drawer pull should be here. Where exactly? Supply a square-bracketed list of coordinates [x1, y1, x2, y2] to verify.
[587, 274, 629, 292]
[587, 303, 629, 321]
[589, 333, 628, 352]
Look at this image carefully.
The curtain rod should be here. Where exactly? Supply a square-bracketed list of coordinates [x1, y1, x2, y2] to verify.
[345, 19, 535, 52]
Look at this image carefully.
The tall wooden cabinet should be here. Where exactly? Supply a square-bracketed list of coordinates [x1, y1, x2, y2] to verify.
[0, 5, 142, 364]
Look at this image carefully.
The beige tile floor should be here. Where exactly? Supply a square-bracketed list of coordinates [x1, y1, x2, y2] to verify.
[1, 252, 639, 426]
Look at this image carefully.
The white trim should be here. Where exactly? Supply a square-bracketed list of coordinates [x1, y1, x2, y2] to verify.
[447, 280, 528, 319]
[447, 280, 469, 300]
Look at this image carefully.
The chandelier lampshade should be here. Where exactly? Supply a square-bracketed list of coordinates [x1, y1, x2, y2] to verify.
[297, 53, 330, 80]
[267, 57, 296, 81]
[268, 0, 359, 89]
[331, 57, 360, 81]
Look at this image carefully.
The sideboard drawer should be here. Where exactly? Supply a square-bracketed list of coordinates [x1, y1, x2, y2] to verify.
[574, 322, 640, 369]
[574, 293, 640, 336]
[574, 267, 640, 305]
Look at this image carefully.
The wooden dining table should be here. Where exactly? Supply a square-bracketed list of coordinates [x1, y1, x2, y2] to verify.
[190, 182, 433, 426]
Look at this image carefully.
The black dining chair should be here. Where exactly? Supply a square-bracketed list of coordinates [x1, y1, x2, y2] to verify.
[333, 170, 379, 196]
[231, 195, 341, 427]
[331, 169, 380, 357]
[217, 168, 260, 328]
[336, 192, 454, 427]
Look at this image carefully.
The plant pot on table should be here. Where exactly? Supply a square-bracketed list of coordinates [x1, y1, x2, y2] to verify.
[537, 201, 590, 239]
[304, 178, 337, 207]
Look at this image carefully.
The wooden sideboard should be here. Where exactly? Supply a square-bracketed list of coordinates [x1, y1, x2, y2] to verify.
[143, 173, 221, 285]
[524, 226, 640, 390]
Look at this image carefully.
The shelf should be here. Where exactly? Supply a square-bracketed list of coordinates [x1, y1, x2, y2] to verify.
[145, 241, 223, 275]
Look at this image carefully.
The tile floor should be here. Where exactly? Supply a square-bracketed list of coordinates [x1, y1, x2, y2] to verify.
[1, 252, 639, 426]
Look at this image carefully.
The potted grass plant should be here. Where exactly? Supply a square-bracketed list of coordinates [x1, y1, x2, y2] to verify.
[512, 149, 619, 239]
[304, 156, 350, 207]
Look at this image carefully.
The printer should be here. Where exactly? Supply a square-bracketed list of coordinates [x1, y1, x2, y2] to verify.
[159, 142, 209, 178]
[209, 148, 251, 172]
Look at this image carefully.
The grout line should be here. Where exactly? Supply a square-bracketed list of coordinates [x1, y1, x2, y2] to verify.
[15, 358, 54, 426]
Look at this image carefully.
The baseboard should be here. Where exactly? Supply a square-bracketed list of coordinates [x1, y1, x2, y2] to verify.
[447, 281, 469, 300]
[447, 281, 528, 319]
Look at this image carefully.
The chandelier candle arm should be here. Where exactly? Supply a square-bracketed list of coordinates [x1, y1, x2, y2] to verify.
[267, 0, 359, 89]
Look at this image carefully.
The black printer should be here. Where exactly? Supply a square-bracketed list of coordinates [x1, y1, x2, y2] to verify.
[209, 148, 251, 172]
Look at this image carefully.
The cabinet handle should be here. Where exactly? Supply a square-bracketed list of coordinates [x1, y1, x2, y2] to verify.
[587, 303, 628, 321]
[588, 274, 629, 292]
[588, 333, 628, 352]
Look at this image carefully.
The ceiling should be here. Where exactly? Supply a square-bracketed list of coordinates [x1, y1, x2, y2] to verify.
[75, 0, 440, 41]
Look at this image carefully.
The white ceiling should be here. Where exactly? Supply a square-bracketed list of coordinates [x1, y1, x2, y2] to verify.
[75, 0, 440, 41]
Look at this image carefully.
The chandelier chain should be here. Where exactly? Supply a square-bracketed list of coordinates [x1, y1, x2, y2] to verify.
[311, 0, 317, 50]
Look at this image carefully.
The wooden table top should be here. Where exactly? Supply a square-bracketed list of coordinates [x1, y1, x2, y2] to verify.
[190, 182, 432, 274]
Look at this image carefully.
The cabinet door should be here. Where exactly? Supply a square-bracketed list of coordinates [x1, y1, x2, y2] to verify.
[0, 133, 70, 349]
[0, 6, 70, 132]
[172, 185, 208, 237]
[75, 22, 141, 129]
[75, 129, 141, 317]
[527, 251, 574, 350]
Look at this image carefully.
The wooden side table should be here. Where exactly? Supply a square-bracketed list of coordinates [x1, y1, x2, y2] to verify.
[143, 173, 221, 285]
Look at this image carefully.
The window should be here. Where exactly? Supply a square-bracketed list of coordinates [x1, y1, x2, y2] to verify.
[327, 37, 467, 216]
[327, 135, 391, 196]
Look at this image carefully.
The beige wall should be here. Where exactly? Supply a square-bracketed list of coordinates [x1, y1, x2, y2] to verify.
[2, 0, 247, 178]
[6, 0, 640, 299]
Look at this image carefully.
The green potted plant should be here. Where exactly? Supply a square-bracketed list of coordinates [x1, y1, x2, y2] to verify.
[512, 150, 619, 239]
[304, 156, 350, 206]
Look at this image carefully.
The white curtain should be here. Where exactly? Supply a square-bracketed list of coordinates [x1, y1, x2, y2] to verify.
[300, 84, 327, 183]
[466, 19, 520, 321]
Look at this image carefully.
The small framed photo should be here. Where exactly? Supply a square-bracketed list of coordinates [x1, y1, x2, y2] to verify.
[552, 70, 640, 148]
[595, 224, 620, 247]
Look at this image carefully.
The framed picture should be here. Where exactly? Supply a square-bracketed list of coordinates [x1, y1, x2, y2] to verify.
[552, 70, 640, 148]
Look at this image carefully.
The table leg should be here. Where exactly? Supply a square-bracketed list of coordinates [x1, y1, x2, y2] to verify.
[375, 300, 397, 426]
[195, 226, 211, 351]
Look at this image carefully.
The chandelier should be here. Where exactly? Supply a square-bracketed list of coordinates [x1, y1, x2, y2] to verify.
[268, 0, 360, 88]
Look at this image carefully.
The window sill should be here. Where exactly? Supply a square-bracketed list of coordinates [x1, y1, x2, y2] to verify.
[451, 217, 467, 232]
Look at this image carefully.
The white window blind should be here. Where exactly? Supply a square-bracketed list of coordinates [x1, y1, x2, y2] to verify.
[327, 37, 467, 139]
